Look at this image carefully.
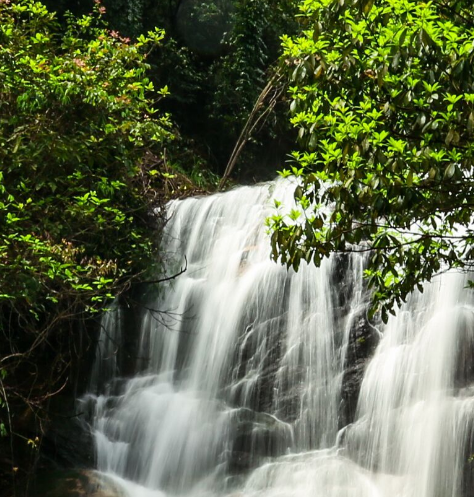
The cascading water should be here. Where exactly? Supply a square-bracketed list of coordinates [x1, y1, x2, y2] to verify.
[82, 179, 474, 497]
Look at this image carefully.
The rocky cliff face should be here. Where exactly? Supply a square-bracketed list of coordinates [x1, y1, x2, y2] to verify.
[29, 253, 382, 496]
[222, 254, 380, 474]
[340, 312, 380, 428]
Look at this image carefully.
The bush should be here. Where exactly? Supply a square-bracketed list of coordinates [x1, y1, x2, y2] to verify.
[0, 0, 171, 460]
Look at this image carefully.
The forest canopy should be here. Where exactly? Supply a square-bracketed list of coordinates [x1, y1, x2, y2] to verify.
[269, 0, 474, 321]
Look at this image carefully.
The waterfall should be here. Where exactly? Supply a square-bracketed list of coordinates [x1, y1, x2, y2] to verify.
[84, 179, 474, 497]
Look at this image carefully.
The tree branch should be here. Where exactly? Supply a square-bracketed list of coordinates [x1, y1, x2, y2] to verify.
[139, 256, 187, 285]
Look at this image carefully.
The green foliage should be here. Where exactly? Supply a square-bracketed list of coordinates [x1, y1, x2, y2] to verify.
[0, 3, 175, 467]
[0, 0, 171, 333]
[208, 0, 270, 129]
[157, 0, 298, 176]
[269, 0, 474, 320]
[175, 0, 235, 57]
[40, 0, 298, 180]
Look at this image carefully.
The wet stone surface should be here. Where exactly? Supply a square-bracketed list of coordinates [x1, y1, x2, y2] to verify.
[340, 312, 380, 427]
[33, 470, 126, 497]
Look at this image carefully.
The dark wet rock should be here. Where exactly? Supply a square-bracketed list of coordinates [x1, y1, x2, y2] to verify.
[40, 419, 94, 472]
[339, 359, 366, 427]
[462, 459, 474, 497]
[229, 314, 287, 414]
[228, 408, 293, 474]
[32, 469, 126, 497]
[0, 395, 96, 496]
[453, 308, 474, 390]
[340, 312, 380, 427]
[227, 451, 254, 474]
[460, 416, 474, 497]
[341, 412, 399, 474]
[39, 396, 94, 471]
[331, 253, 354, 317]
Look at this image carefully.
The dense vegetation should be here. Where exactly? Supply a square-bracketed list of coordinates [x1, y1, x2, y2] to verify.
[0, 0, 172, 489]
[269, 0, 474, 321]
[0, 0, 296, 492]
[43, 0, 298, 183]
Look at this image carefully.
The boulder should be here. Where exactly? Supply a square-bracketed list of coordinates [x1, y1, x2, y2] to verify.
[37, 392, 95, 472]
[228, 408, 293, 474]
[32, 470, 126, 497]
[453, 308, 474, 390]
[340, 312, 380, 427]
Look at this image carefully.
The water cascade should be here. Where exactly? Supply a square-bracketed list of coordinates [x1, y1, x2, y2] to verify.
[83, 180, 474, 497]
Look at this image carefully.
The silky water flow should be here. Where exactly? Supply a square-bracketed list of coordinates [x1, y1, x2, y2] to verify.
[82, 180, 474, 497]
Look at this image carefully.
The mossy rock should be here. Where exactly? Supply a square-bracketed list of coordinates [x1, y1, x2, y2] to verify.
[33, 469, 127, 497]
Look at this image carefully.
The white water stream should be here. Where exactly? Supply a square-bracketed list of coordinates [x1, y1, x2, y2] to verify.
[83, 180, 474, 497]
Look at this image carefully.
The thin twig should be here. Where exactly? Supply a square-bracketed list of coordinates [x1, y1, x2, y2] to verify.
[139, 256, 187, 284]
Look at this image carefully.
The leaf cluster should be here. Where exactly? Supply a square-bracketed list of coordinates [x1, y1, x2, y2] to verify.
[269, 0, 474, 319]
[0, 0, 172, 372]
